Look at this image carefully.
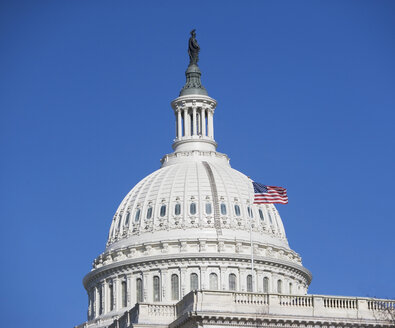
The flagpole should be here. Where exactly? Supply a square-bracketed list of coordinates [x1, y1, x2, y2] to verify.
[250, 207, 254, 292]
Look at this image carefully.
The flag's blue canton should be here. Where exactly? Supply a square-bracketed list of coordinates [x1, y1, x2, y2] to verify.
[253, 182, 268, 193]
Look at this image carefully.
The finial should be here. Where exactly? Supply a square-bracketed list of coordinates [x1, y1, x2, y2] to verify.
[188, 29, 200, 66]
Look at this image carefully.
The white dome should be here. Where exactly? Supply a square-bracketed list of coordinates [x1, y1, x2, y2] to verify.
[82, 60, 312, 327]
[106, 152, 289, 252]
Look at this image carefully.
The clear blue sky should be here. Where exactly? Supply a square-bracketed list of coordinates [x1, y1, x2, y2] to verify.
[1, 1, 394, 327]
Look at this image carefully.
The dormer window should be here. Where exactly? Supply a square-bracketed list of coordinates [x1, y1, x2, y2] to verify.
[160, 204, 166, 217]
[125, 212, 130, 226]
[190, 202, 197, 215]
[146, 206, 153, 219]
[134, 208, 141, 222]
[234, 204, 241, 216]
[259, 209, 264, 221]
[205, 202, 212, 215]
[220, 203, 227, 215]
[175, 203, 181, 216]
[268, 212, 273, 224]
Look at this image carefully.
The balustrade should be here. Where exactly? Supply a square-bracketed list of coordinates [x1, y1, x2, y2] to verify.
[233, 292, 269, 305]
[279, 295, 313, 307]
[323, 297, 357, 309]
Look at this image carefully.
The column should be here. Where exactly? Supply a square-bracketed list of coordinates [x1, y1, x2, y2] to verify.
[161, 268, 168, 302]
[177, 110, 182, 138]
[113, 277, 119, 311]
[101, 281, 107, 314]
[184, 108, 190, 137]
[220, 267, 227, 291]
[181, 267, 187, 297]
[128, 274, 134, 307]
[143, 272, 149, 302]
[197, 112, 201, 135]
[201, 108, 206, 136]
[200, 266, 207, 289]
[257, 270, 263, 293]
[208, 110, 214, 138]
[192, 107, 197, 136]
[88, 289, 93, 320]
[240, 268, 246, 292]
[92, 287, 97, 319]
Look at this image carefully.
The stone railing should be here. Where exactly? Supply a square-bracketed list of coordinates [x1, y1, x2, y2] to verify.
[323, 296, 357, 309]
[279, 294, 313, 307]
[368, 299, 395, 310]
[93, 291, 394, 328]
[233, 292, 269, 305]
[174, 291, 395, 322]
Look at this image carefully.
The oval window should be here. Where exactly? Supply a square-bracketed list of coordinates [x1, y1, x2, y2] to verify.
[175, 203, 181, 216]
[205, 203, 212, 215]
[190, 203, 197, 215]
[160, 205, 166, 217]
[220, 203, 227, 215]
[259, 209, 264, 221]
[146, 207, 152, 219]
[134, 208, 141, 222]
[247, 206, 253, 218]
[234, 204, 241, 216]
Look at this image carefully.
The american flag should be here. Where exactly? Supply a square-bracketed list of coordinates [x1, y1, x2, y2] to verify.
[253, 182, 288, 204]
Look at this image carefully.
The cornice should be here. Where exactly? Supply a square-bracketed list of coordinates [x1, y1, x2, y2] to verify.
[83, 252, 312, 289]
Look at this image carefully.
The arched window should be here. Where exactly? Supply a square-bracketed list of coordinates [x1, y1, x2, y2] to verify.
[247, 275, 253, 292]
[277, 279, 282, 294]
[205, 202, 212, 215]
[121, 281, 127, 307]
[247, 206, 253, 218]
[175, 203, 181, 216]
[136, 278, 143, 302]
[134, 209, 141, 223]
[190, 202, 197, 215]
[160, 204, 166, 217]
[146, 206, 152, 219]
[171, 274, 179, 300]
[259, 209, 264, 221]
[125, 212, 130, 226]
[209, 273, 218, 290]
[99, 287, 103, 315]
[220, 203, 227, 215]
[109, 283, 114, 311]
[190, 273, 199, 290]
[229, 273, 236, 291]
[234, 204, 241, 216]
[263, 277, 269, 293]
[153, 276, 160, 301]
[289, 282, 293, 295]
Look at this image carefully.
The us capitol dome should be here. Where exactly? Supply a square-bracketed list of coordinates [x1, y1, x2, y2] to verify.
[76, 32, 394, 328]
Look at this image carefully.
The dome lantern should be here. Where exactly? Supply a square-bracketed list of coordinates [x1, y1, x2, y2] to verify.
[171, 30, 218, 153]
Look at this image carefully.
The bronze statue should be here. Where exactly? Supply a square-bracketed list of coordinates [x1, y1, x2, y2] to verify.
[188, 29, 200, 65]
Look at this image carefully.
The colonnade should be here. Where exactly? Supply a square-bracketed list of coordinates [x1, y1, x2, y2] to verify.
[175, 106, 214, 139]
[87, 266, 301, 320]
